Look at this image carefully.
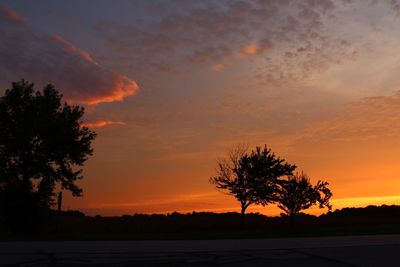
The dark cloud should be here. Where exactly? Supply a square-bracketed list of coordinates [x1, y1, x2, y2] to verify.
[0, 6, 138, 105]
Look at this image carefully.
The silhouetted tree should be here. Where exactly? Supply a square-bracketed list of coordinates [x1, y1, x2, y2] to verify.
[210, 145, 296, 229]
[0, 80, 96, 231]
[276, 172, 332, 226]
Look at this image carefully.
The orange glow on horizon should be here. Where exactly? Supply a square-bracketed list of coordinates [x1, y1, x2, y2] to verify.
[67, 192, 400, 217]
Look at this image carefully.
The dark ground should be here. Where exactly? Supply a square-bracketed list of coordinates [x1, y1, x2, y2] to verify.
[1, 235, 400, 266]
[3, 205, 400, 241]
[2, 206, 400, 266]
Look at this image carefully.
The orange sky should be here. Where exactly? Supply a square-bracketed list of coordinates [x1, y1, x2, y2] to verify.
[2, 1, 400, 216]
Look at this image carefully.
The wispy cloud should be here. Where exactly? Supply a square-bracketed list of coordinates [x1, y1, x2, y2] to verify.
[82, 120, 126, 128]
[291, 91, 400, 145]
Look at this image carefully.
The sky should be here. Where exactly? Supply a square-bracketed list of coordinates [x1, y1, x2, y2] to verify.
[1, 0, 400, 216]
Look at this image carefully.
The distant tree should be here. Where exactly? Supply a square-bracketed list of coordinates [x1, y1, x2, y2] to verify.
[210, 145, 296, 229]
[276, 172, 332, 226]
[0, 80, 96, 230]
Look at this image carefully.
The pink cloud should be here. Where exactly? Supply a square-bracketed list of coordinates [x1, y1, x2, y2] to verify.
[0, 7, 138, 105]
[0, 6, 27, 23]
[240, 44, 258, 56]
[52, 35, 97, 65]
[82, 120, 126, 128]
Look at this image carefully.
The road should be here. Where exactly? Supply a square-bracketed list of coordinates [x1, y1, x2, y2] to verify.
[1, 234, 400, 266]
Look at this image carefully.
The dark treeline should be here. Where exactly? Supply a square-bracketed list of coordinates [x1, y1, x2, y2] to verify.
[2, 205, 400, 239]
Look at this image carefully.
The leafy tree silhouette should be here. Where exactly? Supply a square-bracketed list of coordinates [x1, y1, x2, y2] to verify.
[0, 80, 96, 232]
[210, 145, 296, 229]
[276, 172, 332, 226]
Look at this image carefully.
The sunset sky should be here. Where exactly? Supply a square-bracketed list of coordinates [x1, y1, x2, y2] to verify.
[2, 0, 400, 216]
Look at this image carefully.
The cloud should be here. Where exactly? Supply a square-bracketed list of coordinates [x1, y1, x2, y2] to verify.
[0, 6, 27, 23]
[0, 6, 138, 105]
[82, 120, 126, 128]
[390, 0, 400, 17]
[240, 43, 259, 57]
[94, 0, 363, 83]
[288, 91, 400, 146]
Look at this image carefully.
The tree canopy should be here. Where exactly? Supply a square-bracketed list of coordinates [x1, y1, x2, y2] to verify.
[0, 80, 96, 224]
[210, 145, 296, 228]
[276, 172, 332, 225]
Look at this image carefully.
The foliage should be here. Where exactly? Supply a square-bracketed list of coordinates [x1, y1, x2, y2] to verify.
[210, 145, 296, 227]
[276, 172, 332, 224]
[0, 80, 96, 230]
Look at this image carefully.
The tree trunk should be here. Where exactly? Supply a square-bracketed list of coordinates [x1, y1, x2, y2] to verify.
[240, 205, 246, 231]
[289, 213, 295, 228]
[56, 191, 63, 232]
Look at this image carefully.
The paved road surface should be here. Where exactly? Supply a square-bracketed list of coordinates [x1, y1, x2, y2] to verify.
[1, 234, 400, 266]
